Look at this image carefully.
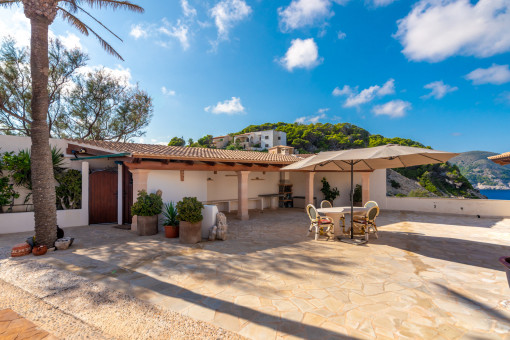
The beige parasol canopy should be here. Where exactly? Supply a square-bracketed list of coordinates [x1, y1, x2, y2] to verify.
[282, 144, 459, 243]
[283, 144, 459, 172]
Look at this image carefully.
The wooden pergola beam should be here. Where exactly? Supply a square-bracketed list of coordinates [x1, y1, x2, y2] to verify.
[124, 160, 284, 172]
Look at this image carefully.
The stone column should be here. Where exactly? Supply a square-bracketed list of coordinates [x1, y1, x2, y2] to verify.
[361, 172, 372, 205]
[305, 172, 315, 206]
[237, 171, 250, 220]
[117, 163, 123, 225]
[81, 161, 89, 225]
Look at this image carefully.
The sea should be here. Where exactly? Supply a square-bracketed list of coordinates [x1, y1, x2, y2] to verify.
[479, 190, 510, 201]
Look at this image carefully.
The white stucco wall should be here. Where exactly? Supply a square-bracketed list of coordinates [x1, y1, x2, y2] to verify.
[290, 171, 362, 207]
[206, 171, 280, 209]
[0, 209, 89, 234]
[147, 170, 208, 204]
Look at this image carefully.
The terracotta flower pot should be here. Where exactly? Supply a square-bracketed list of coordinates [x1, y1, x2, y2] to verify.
[137, 215, 159, 236]
[179, 221, 202, 244]
[11, 243, 31, 257]
[32, 245, 47, 256]
[164, 225, 179, 238]
[499, 257, 510, 288]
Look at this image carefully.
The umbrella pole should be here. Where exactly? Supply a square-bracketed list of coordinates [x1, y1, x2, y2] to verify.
[340, 160, 367, 245]
[350, 160, 354, 239]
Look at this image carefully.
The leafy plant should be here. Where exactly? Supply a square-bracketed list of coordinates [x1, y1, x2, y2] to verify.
[176, 197, 204, 224]
[55, 169, 82, 210]
[390, 179, 401, 189]
[320, 177, 340, 204]
[131, 190, 163, 216]
[0, 176, 19, 212]
[353, 184, 362, 203]
[162, 202, 179, 226]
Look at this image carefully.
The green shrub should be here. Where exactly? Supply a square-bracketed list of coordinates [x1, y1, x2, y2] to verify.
[353, 184, 362, 203]
[408, 189, 431, 197]
[390, 179, 400, 189]
[162, 202, 179, 226]
[0, 177, 19, 211]
[320, 177, 340, 204]
[176, 197, 204, 223]
[56, 169, 82, 210]
[395, 193, 406, 197]
[131, 190, 163, 216]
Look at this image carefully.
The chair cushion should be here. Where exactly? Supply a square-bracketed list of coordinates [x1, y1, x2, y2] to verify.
[319, 218, 332, 224]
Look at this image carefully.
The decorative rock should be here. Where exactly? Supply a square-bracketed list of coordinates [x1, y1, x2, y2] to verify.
[55, 237, 72, 250]
[216, 212, 228, 241]
[208, 225, 217, 241]
[11, 243, 31, 257]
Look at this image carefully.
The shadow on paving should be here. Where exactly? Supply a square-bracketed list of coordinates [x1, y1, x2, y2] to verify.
[58, 252, 356, 340]
[434, 283, 510, 325]
[371, 230, 509, 271]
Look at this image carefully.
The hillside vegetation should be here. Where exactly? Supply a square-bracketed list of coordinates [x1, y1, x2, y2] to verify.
[233, 122, 481, 198]
[449, 151, 510, 189]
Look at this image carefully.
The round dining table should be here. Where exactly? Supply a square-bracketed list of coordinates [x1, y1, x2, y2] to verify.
[316, 206, 368, 237]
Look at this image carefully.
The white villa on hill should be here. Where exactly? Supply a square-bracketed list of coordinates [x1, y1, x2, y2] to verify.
[212, 130, 287, 151]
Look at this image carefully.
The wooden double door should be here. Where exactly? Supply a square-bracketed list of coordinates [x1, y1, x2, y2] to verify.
[88, 166, 133, 225]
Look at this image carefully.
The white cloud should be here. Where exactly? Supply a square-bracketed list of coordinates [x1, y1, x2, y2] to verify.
[317, 108, 330, 113]
[205, 97, 245, 114]
[370, 0, 397, 7]
[279, 38, 322, 71]
[395, 0, 510, 62]
[160, 20, 190, 50]
[130, 24, 148, 39]
[77, 65, 133, 87]
[181, 0, 197, 18]
[332, 85, 354, 96]
[161, 86, 176, 96]
[210, 0, 251, 41]
[422, 80, 458, 99]
[0, 8, 82, 50]
[295, 112, 326, 124]
[372, 99, 411, 118]
[335, 79, 395, 107]
[466, 64, 510, 85]
[279, 0, 334, 31]
[337, 30, 346, 40]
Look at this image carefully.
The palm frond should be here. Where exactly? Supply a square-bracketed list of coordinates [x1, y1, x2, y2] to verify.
[58, 7, 124, 61]
[0, 0, 21, 7]
[58, 7, 90, 36]
[80, 0, 143, 13]
[75, 4, 123, 41]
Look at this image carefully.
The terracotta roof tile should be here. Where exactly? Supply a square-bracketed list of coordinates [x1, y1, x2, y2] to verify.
[71, 140, 306, 164]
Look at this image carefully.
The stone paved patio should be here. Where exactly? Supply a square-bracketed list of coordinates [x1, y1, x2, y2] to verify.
[1, 209, 510, 339]
[0, 308, 58, 340]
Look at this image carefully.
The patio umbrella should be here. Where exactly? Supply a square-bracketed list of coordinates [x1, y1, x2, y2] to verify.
[283, 144, 459, 244]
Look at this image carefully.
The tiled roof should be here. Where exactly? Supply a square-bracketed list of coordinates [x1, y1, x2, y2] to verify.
[71, 140, 306, 164]
[488, 152, 510, 160]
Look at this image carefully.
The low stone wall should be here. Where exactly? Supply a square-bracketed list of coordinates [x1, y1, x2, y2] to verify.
[384, 196, 510, 218]
[0, 209, 89, 234]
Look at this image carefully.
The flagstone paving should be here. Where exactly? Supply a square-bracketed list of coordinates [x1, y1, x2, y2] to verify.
[1, 209, 510, 339]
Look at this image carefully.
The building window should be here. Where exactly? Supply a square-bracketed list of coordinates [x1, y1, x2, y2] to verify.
[220, 138, 223, 141]
[265, 136, 269, 140]
[278, 137, 281, 140]
[265, 144, 268, 148]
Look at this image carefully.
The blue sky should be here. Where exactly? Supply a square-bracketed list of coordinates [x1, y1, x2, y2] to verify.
[1, 0, 509, 153]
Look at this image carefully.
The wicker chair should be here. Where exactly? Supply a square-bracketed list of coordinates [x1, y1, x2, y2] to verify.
[306, 204, 334, 241]
[320, 200, 332, 208]
[352, 205, 379, 241]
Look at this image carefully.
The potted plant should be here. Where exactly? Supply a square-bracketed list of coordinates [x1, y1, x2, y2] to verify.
[163, 202, 179, 238]
[176, 197, 204, 244]
[131, 190, 163, 236]
[320, 177, 340, 205]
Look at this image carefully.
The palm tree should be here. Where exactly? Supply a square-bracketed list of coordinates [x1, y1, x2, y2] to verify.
[0, 0, 143, 246]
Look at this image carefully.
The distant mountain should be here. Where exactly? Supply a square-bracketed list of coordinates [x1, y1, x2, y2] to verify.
[449, 151, 510, 190]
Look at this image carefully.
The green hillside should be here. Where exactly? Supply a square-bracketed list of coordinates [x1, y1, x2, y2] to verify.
[449, 151, 510, 189]
[237, 122, 426, 153]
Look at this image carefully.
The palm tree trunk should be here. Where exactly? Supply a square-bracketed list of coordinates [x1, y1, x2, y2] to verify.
[29, 14, 57, 246]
